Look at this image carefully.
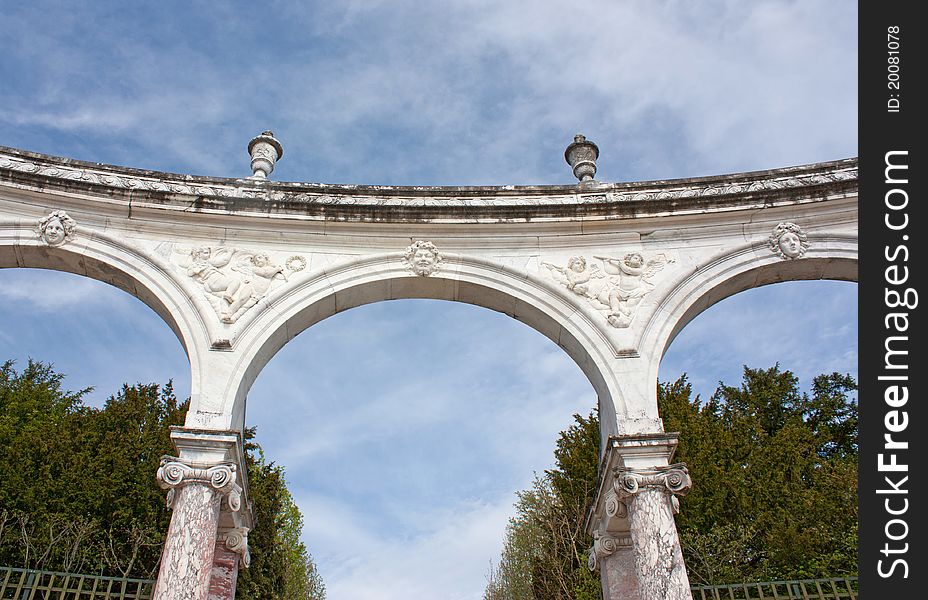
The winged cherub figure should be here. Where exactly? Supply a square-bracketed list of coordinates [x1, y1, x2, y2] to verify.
[593, 252, 670, 327]
[541, 256, 603, 298]
[184, 247, 286, 323]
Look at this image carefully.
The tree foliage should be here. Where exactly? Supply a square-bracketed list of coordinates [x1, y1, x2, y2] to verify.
[485, 412, 601, 600]
[0, 359, 325, 598]
[485, 365, 858, 597]
[664, 365, 858, 584]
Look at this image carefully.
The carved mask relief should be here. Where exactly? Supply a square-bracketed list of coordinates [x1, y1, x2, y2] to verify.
[36, 210, 76, 246]
[769, 222, 810, 259]
[404, 240, 443, 276]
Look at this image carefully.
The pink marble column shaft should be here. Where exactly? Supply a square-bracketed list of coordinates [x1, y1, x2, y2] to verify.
[153, 483, 223, 600]
[625, 486, 692, 600]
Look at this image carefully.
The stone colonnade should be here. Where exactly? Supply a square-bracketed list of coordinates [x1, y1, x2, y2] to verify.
[587, 434, 693, 599]
[0, 147, 858, 599]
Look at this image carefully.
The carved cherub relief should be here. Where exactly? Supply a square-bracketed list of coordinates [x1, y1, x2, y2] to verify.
[173, 246, 292, 323]
[543, 252, 671, 328]
[541, 256, 605, 298]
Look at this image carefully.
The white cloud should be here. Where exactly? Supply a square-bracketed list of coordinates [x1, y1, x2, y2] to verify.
[1, 1, 855, 184]
[1, 269, 122, 311]
[301, 490, 516, 600]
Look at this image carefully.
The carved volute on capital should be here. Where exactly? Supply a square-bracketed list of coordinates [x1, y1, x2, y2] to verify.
[613, 463, 692, 508]
[157, 456, 243, 512]
[587, 530, 633, 572]
[222, 527, 252, 568]
[605, 491, 628, 522]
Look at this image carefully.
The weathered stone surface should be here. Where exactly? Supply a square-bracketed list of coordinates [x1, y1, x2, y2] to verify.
[599, 545, 640, 600]
[624, 485, 692, 599]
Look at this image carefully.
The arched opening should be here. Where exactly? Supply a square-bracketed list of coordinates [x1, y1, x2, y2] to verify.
[660, 280, 857, 398]
[245, 299, 597, 597]
[221, 256, 626, 440]
[0, 241, 207, 370]
[0, 267, 191, 404]
[657, 278, 858, 586]
[0, 266, 192, 582]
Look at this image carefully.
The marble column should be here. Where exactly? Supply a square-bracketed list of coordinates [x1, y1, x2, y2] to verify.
[151, 428, 251, 600]
[587, 433, 693, 600]
[152, 457, 242, 600]
[207, 528, 249, 600]
[615, 464, 692, 600]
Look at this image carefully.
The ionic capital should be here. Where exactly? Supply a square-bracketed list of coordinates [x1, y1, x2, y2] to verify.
[221, 526, 252, 568]
[157, 456, 243, 512]
[613, 463, 692, 500]
[587, 530, 633, 572]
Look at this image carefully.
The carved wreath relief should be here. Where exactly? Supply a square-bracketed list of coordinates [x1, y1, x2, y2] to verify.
[542, 252, 671, 327]
[404, 240, 443, 276]
[172, 246, 302, 324]
[36, 210, 77, 246]
[768, 222, 810, 259]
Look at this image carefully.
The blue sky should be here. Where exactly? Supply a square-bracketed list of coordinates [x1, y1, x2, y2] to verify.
[0, 2, 857, 598]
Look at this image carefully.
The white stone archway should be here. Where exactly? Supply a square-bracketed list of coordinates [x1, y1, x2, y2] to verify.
[215, 253, 625, 436]
[0, 146, 857, 600]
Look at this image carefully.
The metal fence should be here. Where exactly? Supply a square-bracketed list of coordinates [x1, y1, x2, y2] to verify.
[2, 566, 858, 600]
[691, 577, 858, 600]
[0, 567, 154, 600]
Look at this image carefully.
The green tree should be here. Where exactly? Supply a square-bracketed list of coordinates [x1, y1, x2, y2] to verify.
[662, 366, 858, 584]
[486, 365, 858, 596]
[236, 440, 325, 600]
[0, 359, 326, 598]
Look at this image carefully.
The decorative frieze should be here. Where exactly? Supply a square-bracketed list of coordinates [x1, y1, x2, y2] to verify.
[403, 240, 443, 276]
[542, 252, 671, 327]
[36, 210, 76, 246]
[157, 456, 242, 512]
[768, 222, 810, 259]
[171, 246, 301, 323]
[0, 151, 857, 208]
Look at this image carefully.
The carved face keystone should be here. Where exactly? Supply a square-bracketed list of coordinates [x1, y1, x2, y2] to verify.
[413, 248, 436, 273]
[43, 218, 66, 245]
[778, 232, 802, 258]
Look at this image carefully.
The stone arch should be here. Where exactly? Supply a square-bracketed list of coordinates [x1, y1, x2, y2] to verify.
[207, 252, 626, 441]
[638, 232, 858, 392]
[0, 221, 211, 396]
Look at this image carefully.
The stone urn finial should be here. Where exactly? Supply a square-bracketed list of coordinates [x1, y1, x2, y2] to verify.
[565, 134, 599, 182]
[247, 130, 284, 179]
